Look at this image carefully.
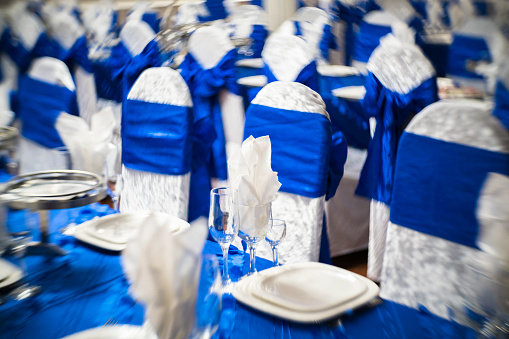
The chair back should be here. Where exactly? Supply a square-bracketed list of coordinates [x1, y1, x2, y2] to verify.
[241, 81, 347, 264]
[120, 20, 156, 57]
[121, 67, 193, 220]
[380, 99, 509, 321]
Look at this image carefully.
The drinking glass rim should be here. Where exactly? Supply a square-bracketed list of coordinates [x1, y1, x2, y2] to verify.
[270, 219, 286, 227]
[210, 187, 237, 196]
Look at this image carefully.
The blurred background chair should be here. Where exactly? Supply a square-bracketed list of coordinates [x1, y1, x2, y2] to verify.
[120, 67, 192, 220]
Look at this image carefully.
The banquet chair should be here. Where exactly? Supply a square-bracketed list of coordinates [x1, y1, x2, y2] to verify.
[357, 28, 438, 281]
[380, 99, 509, 322]
[235, 81, 347, 264]
[119, 20, 156, 59]
[352, 10, 407, 73]
[227, 4, 268, 59]
[17, 57, 79, 174]
[274, 7, 336, 64]
[120, 67, 192, 220]
[447, 16, 506, 92]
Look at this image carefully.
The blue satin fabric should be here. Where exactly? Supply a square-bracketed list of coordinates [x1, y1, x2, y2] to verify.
[141, 12, 160, 33]
[16, 75, 79, 149]
[263, 61, 319, 92]
[318, 74, 370, 149]
[244, 104, 347, 200]
[353, 21, 392, 63]
[356, 73, 438, 204]
[199, 0, 229, 22]
[294, 20, 303, 36]
[0, 206, 476, 339]
[248, 25, 268, 59]
[122, 100, 193, 175]
[447, 35, 491, 80]
[390, 133, 509, 248]
[320, 24, 337, 61]
[0, 28, 41, 72]
[332, 2, 366, 65]
[493, 81, 509, 130]
[180, 49, 240, 181]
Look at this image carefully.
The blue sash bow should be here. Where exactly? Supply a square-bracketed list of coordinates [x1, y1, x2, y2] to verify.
[447, 35, 491, 80]
[244, 104, 347, 200]
[248, 25, 268, 59]
[263, 60, 319, 92]
[199, 0, 229, 22]
[353, 21, 392, 63]
[16, 76, 79, 149]
[319, 24, 337, 61]
[356, 72, 438, 204]
[180, 49, 240, 181]
[390, 133, 509, 248]
[293, 21, 303, 36]
[493, 81, 509, 130]
[141, 12, 160, 33]
[122, 100, 193, 175]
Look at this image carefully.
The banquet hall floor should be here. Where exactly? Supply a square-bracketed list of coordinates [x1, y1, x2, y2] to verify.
[332, 250, 368, 277]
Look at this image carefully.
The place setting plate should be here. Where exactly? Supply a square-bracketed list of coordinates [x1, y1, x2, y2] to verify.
[235, 58, 264, 68]
[237, 75, 268, 88]
[233, 262, 379, 323]
[317, 65, 361, 77]
[72, 211, 190, 252]
[0, 258, 23, 289]
[332, 86, 366, 101]
[61, 325, 158, 339]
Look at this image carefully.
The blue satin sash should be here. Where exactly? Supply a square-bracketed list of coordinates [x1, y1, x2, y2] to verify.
[493, 81, 509, 130]
[320, 24, 337, 61]
[356, 73, 438, 204]
[248, 24, 268, 59]
[199, 0, 229, 22]
[447, 35, 491, 80]
[1, 28, 39, 72]
[353, 21, 392, 63]
[122, 100, 193, 175]
[263, 60, 319, 92]
[141, 12, 160, 33]
[390, 133, 509, 248]
[180, 49, 239, 181]
[332, 2, 365, 65]
[17, 76, 79, 149]
[244, 104, 347, 200]
[294, 20, 303, 36]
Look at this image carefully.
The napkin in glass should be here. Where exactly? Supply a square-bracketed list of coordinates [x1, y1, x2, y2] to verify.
[56, 106, 116, 175]
[122, 213, 208, 339]
[228, 135, 281, 237]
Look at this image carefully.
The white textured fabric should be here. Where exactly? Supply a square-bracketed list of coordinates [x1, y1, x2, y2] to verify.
[120, 21, 156, 57]
[28, 58, 76, 91]
[121, 68, 192, 220]
[188, 26, 245, 163]
[368, 34, 435, 94]
[10, 11, 44, 51]
[293, 7, 331, 62]
[375, 0, 417, 23]
[367, 200, 390, 281]
[228, 5, 267, 38]
[232, 81, 329, 264]
[380, 100, 509, 323]
[262, 35, 315, 82]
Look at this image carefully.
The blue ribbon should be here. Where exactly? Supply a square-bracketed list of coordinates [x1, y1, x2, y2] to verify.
[16, 75, 79, 149]
[390, 132, 509, 248]
[320, 24, 337, 61]
[122, 100, 193, 175]
[447, 35, 491, 80]
[263, 60, 319, 92]
[141, 12, 160, 33]
[332, 2, 365, 65]
[248, 24, 268, 59]
[356, 73, 438, 204]
[244, 104, 347, 200]
[1, 28, 38, 72]
[493, 81, 509, 130]
[199, 0, 229, 22]
[180, 49, 239, 181]
[353, 21, 392, 63]
[294, 20, 303, 36]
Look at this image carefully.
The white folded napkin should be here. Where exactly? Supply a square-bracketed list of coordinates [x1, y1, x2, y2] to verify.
[476, 172, 509, 263]
[228, 135, 281, 237]
[56, 106, 116, 175]
[122, 213, 208, 339]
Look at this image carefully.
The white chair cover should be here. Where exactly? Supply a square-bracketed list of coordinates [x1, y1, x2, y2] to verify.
[228, 4, 267, 38]
[363, 31, 436, 281]
[120, 20, 156, 58]
[380, 99, 509, 322]
[120, 68, 192, 220]
[187, 26, 245, 164]
[232, 81, 331, 264]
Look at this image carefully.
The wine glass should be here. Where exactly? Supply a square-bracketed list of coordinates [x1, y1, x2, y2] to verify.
[237, 203, 272, 276]
[265, 219, 286, 267]
[8, 232, 41, 300]
[192, 254, 223, 339]
[209, 188, 238, 290]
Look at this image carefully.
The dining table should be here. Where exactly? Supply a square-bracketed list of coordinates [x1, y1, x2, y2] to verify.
[0, 202, 477, 339]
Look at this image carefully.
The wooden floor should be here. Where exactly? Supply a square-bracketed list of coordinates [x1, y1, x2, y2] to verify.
[331, 250, 368, 277]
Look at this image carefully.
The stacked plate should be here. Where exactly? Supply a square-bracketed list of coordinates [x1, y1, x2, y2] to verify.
[237, 75, 268, 88]
[332, 86, 366, 101]
[0, 258, 23, 289]
[73, 211, 190, 251]
[233, 262, 379, 323]
[235, 58, 264, 69]
[317, 65, 360, 77]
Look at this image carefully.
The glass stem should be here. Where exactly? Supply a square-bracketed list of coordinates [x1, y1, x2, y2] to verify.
[221, 243, 230, 282]
[272, 245, 279, 266]
[248, 243, 257, 275]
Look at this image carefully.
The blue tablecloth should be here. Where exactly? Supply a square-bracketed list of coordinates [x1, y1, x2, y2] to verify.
[0, 208, 474, 339]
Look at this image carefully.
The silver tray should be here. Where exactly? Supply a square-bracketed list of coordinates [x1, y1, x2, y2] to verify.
[1, 170, 106, 210]
[0, 126, 18, 150]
